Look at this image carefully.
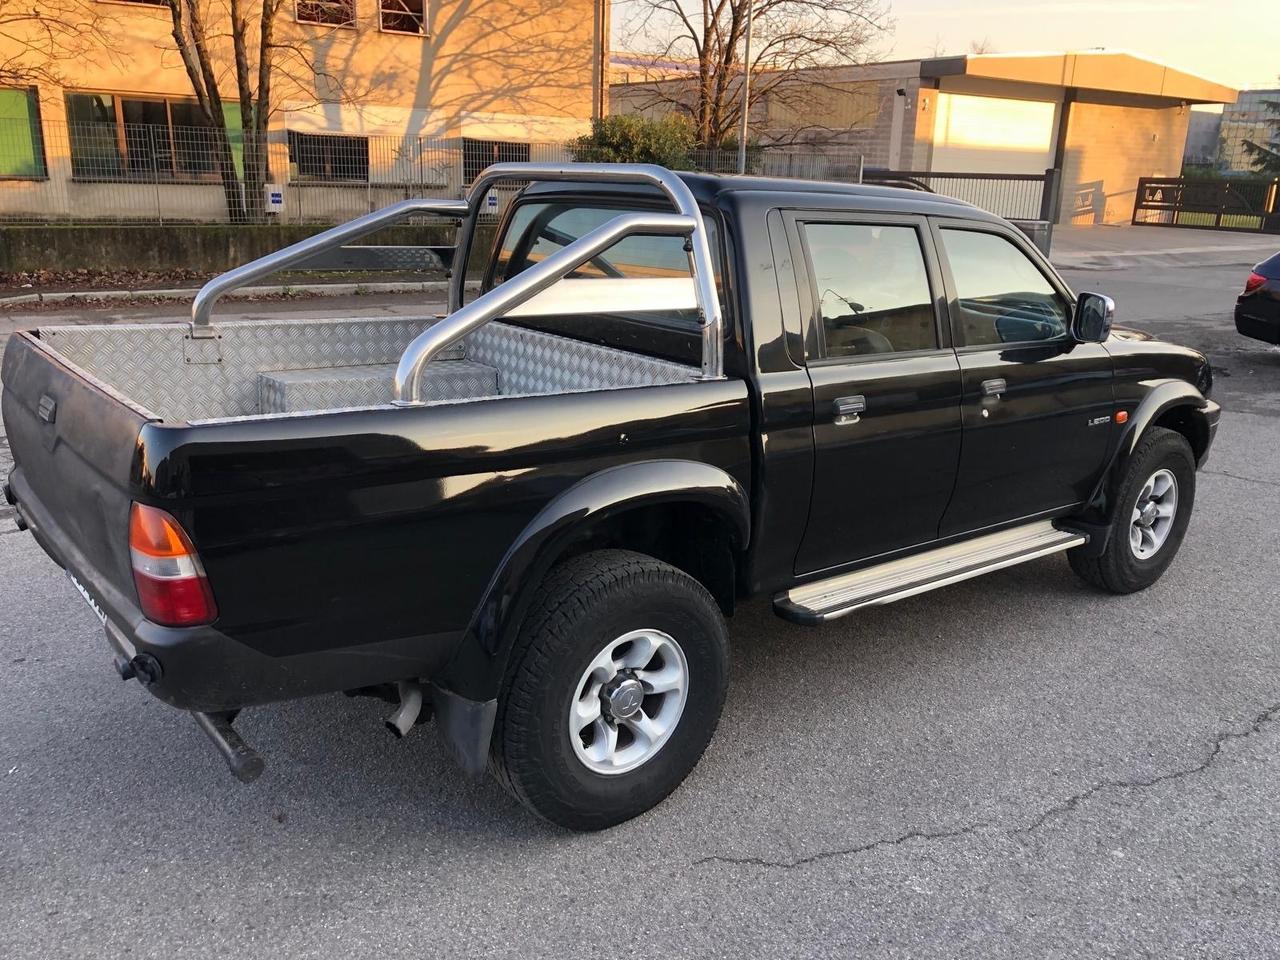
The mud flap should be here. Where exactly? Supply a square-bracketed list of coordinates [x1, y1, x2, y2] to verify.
[430, 683, 497, 777]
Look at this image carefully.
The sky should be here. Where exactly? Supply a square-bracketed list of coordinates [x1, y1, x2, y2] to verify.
[615, 0, 1280, 94]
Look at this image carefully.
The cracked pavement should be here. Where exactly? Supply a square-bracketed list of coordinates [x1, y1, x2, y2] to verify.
[2, 263, 1279, 958]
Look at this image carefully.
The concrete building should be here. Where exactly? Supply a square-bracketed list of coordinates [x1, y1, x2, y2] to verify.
[0, 0, 608, 222]
[612, 51, 1237, 225]
[1183, 108, 1224, 168]
[1216, 88, 1280, 174]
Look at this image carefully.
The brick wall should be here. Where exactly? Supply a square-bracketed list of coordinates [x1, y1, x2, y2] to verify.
[1059, 100, 1191, 225]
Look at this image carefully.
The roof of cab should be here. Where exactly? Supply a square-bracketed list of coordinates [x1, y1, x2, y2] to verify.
[519, 171, 1002, 223]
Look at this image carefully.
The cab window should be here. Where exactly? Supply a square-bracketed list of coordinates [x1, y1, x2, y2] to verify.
[939, 228, 1069, 347]
[475, 199, 726, 366]
[801, 222, 938, 359]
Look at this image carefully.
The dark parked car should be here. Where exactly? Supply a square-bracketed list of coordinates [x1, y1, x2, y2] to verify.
[1235, 251, 1280, 345]
[2, 163, 1220, 830]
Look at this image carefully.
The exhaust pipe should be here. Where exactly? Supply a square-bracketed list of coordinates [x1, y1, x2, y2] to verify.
[384, 680, 425, 738]
[192, 710, 265, 783]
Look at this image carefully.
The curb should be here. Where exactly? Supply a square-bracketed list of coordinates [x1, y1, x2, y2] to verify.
[1, 279, 460, 307]
[1052, 244, 1277, 272]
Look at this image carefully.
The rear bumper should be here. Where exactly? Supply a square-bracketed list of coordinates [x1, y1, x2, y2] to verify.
[1235, 300, 1280, 345]
[8, 466, 462, 714]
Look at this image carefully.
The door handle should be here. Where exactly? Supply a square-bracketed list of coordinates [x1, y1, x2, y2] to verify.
[981, 378, 1007, 399]
[833, 395, 866, 425]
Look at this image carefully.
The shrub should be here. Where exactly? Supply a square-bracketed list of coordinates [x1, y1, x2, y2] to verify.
[570, 115, 696, 168]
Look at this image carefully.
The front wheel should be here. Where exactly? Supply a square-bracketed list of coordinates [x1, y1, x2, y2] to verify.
[490, 549, 729, 830]
[1069, 426, 1196, 594]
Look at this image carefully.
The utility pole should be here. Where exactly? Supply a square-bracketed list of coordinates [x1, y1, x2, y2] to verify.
[736, 0, 755, 174]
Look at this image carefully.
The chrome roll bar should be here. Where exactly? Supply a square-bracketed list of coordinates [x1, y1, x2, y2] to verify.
[393, 211, 698, 404]
[189, 163, 725, 389]
[451, 163, 723, 382]
[188, 197, 470, 337]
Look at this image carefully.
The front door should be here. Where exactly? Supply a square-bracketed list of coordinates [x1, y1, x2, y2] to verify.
[931, 222, 1114, 536]
[791, 215, 964, 575]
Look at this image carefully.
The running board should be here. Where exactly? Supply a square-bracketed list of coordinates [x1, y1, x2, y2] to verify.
[775, 521, 1087, 625]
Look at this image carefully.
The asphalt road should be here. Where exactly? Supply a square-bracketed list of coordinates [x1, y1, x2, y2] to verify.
[2, 263, 1279, 958]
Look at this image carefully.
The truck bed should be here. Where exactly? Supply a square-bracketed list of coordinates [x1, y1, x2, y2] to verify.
[35, 315, 700, 423]
[2, 316, 748, 713]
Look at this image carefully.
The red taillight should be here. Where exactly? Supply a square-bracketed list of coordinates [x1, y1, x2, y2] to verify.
[129, 503, 217, 627]
[1243, 272, 1266, 295]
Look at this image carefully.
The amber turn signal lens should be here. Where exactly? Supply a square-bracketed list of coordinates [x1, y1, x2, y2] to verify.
[1115, 410, 1129, 425]
[129, 503, 218, 627]
[129, 502, 195, 558]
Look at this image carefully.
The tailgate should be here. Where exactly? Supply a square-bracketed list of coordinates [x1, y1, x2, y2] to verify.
[1, 332, 155, 604]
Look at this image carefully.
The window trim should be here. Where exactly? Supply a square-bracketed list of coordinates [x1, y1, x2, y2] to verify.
[286, 129, 370, 182]
[460, 137, 532, 185]
[785, 210, 950, 365]
[929, 218, 1076, 353]
[295, 0, 358, 28]
[63, 90, 235, 184]
[97, 0, 167, 7]
[378, 0, 427, 34]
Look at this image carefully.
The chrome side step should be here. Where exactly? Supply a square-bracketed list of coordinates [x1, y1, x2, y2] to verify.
[775, 521, 1087, 625]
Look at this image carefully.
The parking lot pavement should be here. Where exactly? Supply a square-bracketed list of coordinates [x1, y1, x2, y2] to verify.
[2, 263, 1279, 958]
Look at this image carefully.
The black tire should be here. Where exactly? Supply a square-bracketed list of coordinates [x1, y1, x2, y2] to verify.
[1069, 426, 1196, 594]
[490, 549, 729, 830]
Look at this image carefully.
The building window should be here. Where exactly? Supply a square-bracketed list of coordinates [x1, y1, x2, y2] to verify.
[462, 138, 531, 184]
[0, 87, 48, 178]
[380, 0, 424, 34]
[296, 0, 356, 26]
[287, 130, 369, 181]
[64, 91, 245, 181]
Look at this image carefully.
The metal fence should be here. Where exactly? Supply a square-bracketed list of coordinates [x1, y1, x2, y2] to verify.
[862, 169, 1058, 223]
[1133, 176, 1280, 233]
[0, 117, 1054, 226]
[0, 119, 581, 225]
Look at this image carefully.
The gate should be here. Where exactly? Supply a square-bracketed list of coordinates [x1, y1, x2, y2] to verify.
[1132, 177, 1280, 233]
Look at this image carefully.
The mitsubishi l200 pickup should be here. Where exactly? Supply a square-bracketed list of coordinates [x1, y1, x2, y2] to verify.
[2, 163, 1220, 829]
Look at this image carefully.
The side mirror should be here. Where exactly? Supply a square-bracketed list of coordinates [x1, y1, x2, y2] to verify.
[1073, 292, 1115, 343]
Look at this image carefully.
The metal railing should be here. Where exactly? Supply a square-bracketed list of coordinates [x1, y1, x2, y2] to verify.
[187, 162, 725, 398]
[394, 211, 701, 403]
[189, 197, 469, 335]
[449, 162, 723, 381]
[0, 119, 576, 225]
[2, 117, 1064, 227]
[1133, 176, 1280, 233]
[861, 169, 1059, 222]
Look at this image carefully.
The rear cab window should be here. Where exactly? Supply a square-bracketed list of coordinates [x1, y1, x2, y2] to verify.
[474, 197, 727, 366]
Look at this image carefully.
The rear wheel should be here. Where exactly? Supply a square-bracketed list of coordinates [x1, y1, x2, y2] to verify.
[1069, 426, 1196, 593]
[491, 549, 729, 830]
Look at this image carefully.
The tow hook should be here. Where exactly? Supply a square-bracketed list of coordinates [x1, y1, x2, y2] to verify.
[192, 710, 265, 784]
[384, 680, 427, 739]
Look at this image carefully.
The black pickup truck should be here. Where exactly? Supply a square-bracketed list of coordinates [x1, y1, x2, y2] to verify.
[2, 163, 1219, 830]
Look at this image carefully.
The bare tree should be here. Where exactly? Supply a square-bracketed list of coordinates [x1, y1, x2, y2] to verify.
[159, 0, 365, 221]
[968, 36, 996, 54]
[0, 0, 117, 87]
[617, 0, 892, 148]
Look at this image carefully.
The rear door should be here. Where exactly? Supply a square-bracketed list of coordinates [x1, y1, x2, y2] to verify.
[789, 213, 963, 574]
[931, 221, 1113, 536]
